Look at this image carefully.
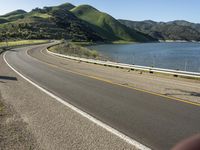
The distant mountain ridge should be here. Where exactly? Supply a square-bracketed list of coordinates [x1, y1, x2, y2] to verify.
[3, 3, 198, 42]
[1, 9, 27, 17]
[119, 19, 200, 41]
[0, 3, 155, 42]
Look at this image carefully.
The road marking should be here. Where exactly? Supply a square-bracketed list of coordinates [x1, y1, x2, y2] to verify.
[44, 49, 200, 89]
[40, 48, 200, 86]
[3, 51, 151, 150]
[30, 48, 200, 107]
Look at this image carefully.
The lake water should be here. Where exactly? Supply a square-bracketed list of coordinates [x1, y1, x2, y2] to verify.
[89, 42, 200, 73]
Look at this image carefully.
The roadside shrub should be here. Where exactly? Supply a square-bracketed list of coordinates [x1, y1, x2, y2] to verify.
[49, 42, 99, 59]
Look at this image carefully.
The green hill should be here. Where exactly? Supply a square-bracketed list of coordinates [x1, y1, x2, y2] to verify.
[71, 5, 156, 42]
[0, 3, 155, 42]
[57, 3, 75, 10]
[0, 18, 8, 24]
[1, 9, 27, 18]
[0, 4, 104, 42]
[0, 9, 27, 21]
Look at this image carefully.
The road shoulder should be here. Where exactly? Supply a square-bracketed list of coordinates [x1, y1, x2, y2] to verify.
[0, 92, 40, 150]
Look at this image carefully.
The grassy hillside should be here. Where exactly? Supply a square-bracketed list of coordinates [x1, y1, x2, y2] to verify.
[0, 18, 8, 24]
[71, 5, 156, 42]
[0, 10, 27, 22]
[0, 4, 104, 42]
[0, 3, 155, 43]
[57, 3, 75, 10]
[1, 9, 27, 18]
[119, 19, 200, 41]
[49, 42, 100, 59]
[0, 40, 48, 47]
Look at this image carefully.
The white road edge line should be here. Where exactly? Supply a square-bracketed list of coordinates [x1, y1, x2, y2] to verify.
[3, 51, 151, 150]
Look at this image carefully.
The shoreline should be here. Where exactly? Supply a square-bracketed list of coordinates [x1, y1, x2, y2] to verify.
[51, 41, 200, 75]
[47, 47, 200, 79]
[159, 40, 200, 43]
[85, 42, 200, 74]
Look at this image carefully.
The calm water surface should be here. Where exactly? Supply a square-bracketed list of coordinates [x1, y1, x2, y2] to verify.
[89, 42, 200, 73]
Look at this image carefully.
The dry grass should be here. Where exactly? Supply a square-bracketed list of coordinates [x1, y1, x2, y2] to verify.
[0, 40, 49, 47]
[49, 42, 100, 59]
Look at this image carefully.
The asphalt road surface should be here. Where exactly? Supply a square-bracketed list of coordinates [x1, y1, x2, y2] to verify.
[4, 43, 200, 150]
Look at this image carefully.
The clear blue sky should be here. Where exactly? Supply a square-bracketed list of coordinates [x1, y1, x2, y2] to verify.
[0, 0, 200, 23]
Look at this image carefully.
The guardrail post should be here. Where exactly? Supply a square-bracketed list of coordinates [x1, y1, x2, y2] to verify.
[184, 60, 188, 71]
[46, 48, 200, 79]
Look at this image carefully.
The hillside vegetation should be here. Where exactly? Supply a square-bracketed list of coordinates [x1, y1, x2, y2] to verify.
[0, 3, 104, 42]
[1, 10, 27, 18]
[2, 3, 200, 43]
[119, 20, 200, 41]
[0, 3, 155, 43]
[71, 5, 156, 42]
[49, 42, 100, 59]
[0, 40, 48, 47]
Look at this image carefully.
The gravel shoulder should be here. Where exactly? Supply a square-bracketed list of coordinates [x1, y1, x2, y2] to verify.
[0, 92, 40, 150]
[0, 47, 137, 150]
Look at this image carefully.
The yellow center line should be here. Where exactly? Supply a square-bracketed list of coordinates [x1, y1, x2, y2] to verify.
[28, 48, 200, 107]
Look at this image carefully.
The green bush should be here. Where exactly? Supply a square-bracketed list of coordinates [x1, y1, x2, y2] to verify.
[49, 42, 99, 59]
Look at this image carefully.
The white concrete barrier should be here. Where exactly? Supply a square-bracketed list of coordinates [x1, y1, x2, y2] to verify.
[47, 49, 200, 79]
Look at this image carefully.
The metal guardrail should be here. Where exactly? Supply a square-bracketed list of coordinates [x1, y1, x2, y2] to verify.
[47, 49, 200, 79]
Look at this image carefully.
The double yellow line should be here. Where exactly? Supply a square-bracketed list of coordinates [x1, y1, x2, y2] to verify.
[30, 48, 200, 107]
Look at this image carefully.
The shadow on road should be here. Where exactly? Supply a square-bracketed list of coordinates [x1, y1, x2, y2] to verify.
[165, 88, 200, 97]
[0, 49, 17, 55]
[0, 76, 17, 81]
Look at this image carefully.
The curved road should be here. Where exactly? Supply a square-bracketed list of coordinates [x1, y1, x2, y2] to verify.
[4, 43, 200, 150]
